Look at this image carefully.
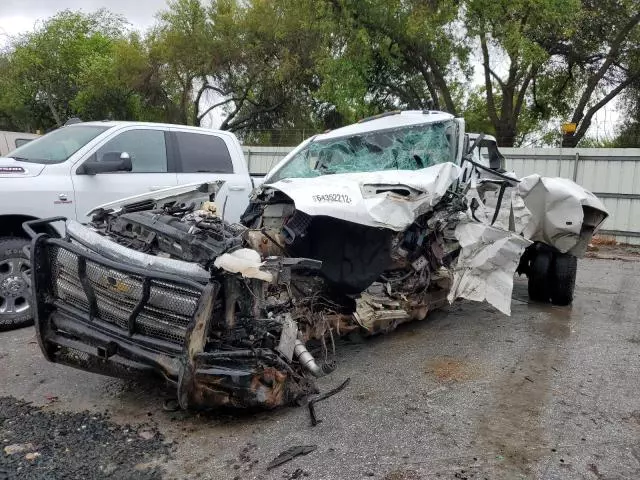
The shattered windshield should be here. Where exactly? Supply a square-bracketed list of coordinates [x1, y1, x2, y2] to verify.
[269, 120, 458, 182]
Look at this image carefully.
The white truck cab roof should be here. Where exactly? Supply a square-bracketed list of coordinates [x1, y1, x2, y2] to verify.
[316, 110, 456, 141]
[64, 120, 234, 136]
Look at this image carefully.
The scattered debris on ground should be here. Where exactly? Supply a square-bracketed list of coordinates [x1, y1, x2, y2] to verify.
[307, 378, 350, 426]
[0, 396, 171, 479]
[586, 242, 640, 259]
[383, 469, 422, 480]
[267, 445, 317, 471]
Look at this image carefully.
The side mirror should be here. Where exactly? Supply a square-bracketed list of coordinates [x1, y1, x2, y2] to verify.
[79, 152, 133, 175]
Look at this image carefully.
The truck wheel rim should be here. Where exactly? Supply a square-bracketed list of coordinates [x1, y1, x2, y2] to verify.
[0, 257, 31, 315]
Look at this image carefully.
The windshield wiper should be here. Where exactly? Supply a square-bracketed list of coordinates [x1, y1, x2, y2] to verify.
[8, 156, 29, 161]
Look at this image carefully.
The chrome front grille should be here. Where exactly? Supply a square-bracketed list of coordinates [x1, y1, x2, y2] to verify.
[50, 246, 201, 345]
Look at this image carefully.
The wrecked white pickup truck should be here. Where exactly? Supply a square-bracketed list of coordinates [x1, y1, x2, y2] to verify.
[25, 111, 608, 410]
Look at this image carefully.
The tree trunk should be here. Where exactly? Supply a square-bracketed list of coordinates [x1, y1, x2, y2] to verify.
[561, 133, 580, 148]
[180, 89, 189, 125]
[45, 94, 62, 127]
[495, 122, 517, 147]
[179, 76, 193, 125]
[192, 98, 200, 126]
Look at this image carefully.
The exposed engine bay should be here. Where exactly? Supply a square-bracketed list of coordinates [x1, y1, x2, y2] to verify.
[91, 183, 466, 339]
[87, 179, 469, 382]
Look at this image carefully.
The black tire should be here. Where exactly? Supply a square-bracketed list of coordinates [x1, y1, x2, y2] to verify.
[528, 250, 552, 303]
[0, 237, 33, 331]
[550, 253, 578, 306]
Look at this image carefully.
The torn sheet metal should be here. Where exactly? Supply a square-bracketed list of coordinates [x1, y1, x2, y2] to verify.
[267, 162, 461, 231]
[517, 175, 608, 253]
[447, 222, 531, 315]
[473, 182, 532, 235]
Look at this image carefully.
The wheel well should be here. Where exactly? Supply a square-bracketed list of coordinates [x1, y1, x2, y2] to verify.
[0, 215, 59, 239]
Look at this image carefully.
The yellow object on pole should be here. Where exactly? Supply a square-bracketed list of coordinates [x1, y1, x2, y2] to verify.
[561, 122, 577, 135]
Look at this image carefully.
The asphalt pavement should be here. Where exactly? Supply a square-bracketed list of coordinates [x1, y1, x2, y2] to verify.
[0, 254, 639, 479]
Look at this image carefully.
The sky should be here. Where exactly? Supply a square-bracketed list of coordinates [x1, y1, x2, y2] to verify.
[0, 0, 169, 45]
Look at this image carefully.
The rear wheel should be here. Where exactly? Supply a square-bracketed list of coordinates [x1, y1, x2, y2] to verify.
[550, 253, 578, 306]
[0, 237, 33, 331]
[528, 249, 552, 303]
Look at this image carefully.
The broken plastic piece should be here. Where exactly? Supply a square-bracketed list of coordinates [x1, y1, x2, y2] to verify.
[213, 248, 274, 282]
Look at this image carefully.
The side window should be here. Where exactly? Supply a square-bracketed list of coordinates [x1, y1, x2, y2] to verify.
[96, 129, 167, 173]
[14, 138, 32, 148]
[175, 132, 233, 173]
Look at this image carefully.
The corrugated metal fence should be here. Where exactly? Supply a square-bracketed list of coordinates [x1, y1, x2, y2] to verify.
[243, 146, 293, 176]
[242, 145, 640, 245]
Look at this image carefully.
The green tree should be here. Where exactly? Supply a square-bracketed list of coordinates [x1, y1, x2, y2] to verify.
[322, 0, 469, 116]
[150, 0, 213, 125]
[464, 0, 581, 146]
[70, 33, 156, 121]
[152, 0, 335, 140]
[4, 9, 129, 130]
[0, 53, 46, 131]
[610, 77, 640, 147]
[548, 0, 640, 147]
[202, 0, 333, 136]
[465, 0, 640, 147]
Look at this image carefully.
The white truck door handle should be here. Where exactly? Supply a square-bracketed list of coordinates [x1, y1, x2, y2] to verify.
[149, 186, 172, 191]
[228, 185, 246, 191]
[58, 193, 68, 201]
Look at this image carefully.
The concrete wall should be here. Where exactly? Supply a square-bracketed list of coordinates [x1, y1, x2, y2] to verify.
[242, 145, 640, 245]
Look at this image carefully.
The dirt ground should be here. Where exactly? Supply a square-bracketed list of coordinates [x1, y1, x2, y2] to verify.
[1, 250, 639, 479]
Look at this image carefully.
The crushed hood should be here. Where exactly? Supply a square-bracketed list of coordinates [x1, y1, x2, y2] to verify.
[0, 158, 46, 178]
[266, 162, 461, 231]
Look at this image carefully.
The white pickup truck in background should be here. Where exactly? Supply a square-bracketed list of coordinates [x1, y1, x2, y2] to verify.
[0, 121, 255, 330]
[0, 130, 40, 156]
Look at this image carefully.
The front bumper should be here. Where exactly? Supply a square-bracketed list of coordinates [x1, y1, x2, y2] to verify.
[27, 222, 310, 409]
